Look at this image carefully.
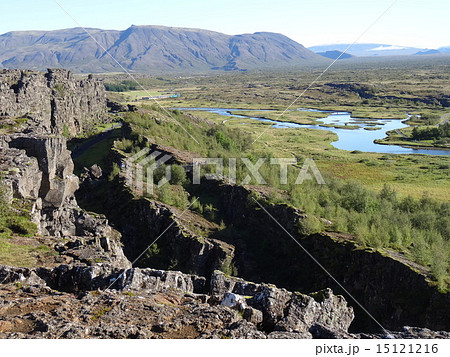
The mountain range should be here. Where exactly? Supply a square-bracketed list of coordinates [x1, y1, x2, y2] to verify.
[308, 43, 450, 57]
[0, 25, 321, 73]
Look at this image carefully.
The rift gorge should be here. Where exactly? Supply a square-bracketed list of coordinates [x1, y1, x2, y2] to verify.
[0, 25, 449, 341]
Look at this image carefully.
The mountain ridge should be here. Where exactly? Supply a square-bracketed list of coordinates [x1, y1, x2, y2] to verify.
[0, 25, 321, 73]
[308, 43, 449, 57]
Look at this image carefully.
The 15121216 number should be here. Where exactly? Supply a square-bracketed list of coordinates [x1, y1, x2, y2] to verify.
[376, 344, 438, 354]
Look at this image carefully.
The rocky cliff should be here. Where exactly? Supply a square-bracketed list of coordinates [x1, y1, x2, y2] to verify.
[0, 68, 129, 271]
[75, 150, 450, 334]
[194, 180, 450, 332]
[0, 68, 106, 136]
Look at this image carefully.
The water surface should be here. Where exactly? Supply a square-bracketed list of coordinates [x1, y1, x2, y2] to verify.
[176, 107, 449, 156]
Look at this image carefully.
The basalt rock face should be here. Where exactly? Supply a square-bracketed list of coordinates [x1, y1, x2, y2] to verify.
[0, 134, 130, 268]
[96, 181, 236, 279]
[1, 134, 78, 236]
[0, 68, 106, 136]
[191, 180, 450, 332]
[0, 68, 129, 270]
[0, 264, 355, 339]
[76, 147, 236, 279]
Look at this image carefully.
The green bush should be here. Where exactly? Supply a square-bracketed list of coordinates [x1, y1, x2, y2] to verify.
[108, 162, 121, 181]
[104, 81, 137, 92]
[115, 138, 135, 153]
[170, 164, 187, 185]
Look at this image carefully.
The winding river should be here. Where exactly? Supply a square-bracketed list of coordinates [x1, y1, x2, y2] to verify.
[177, 107, 450, 156]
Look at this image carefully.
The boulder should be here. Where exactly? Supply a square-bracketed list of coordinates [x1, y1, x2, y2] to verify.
[274, 289, 354, 334]
[0, 266, 46, 286]
[210, 271, 355, 334]
[89, 164, 102, 179]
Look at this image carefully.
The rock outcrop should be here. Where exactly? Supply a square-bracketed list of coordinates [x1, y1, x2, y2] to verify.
[0, 68, 106, 136]
[0, 264, 354, 339]
[211, 271, 354, 335]
[0, 67, 129, 271]
[78, 162, 236, 278]
[0, 134, 130, 268]
[1, 264, 447, 339]
[2, 135, 79, 236]
[118, 198, 235, 277]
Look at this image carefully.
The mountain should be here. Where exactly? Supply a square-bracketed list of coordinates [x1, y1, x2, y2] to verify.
[0, 25, 320, 73]
[308, 43, 426, 57]
[317, 50, 354, 60]
[438, 46, 450, 53]
[415, 49, 441, 55]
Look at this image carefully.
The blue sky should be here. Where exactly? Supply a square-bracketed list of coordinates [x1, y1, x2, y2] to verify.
[1, 0, 448, 48]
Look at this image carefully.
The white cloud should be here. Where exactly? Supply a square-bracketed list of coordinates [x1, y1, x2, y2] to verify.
[369, 45, 408, 51]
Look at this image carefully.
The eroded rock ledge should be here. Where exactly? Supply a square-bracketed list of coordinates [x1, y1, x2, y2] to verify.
[0, 68, 106, 136]
[1, 266, 448, 339]
[0, 265, 354, 338]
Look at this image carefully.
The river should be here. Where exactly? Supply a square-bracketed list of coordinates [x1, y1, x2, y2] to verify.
[176, 107, 450, 156]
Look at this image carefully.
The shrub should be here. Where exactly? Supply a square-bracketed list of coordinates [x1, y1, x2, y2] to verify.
[170, 164, 187, 185]
[115, 139, 135, 153]
[297, 214, 323, 235]
[108, 162, 121, 181]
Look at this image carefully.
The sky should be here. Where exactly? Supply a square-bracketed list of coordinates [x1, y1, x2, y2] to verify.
[0, 0, 448, 49]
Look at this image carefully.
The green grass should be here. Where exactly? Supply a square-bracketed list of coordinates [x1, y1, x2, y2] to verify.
[230, 110, 328, 124]
[90, 307, 112, 321]
[0, 237, 53, 268]
[71, 129, 122, 174]
[0, 184, 51, 267]
[0, 117, 29, 135]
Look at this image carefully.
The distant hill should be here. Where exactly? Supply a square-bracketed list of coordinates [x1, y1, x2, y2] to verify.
[317, 50, 354, 60]
[309, 43, 427, 57]
[438, 46, 450, 53]
[415, 49, 441, 55]
[0, 25, 320, 73]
